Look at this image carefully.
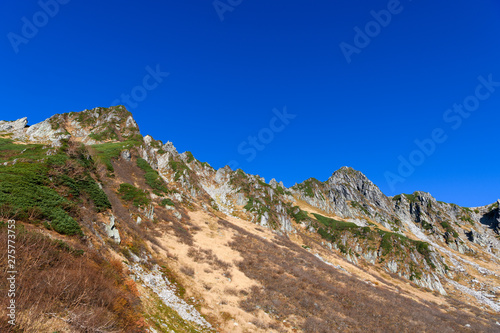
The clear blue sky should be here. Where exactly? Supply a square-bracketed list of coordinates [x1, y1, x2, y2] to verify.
[1, 0, 500, 207]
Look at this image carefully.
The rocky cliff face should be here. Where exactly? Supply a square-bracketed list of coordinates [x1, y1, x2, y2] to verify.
[1, 106, 499, 330]
[0, 117, 28, 133]
[4, 106, 140, 146]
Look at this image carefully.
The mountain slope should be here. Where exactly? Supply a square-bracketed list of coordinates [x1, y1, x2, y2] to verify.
[0, 106, 499, 332]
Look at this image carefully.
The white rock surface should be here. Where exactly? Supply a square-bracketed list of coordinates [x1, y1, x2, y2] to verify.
[128, 264, 212, 328]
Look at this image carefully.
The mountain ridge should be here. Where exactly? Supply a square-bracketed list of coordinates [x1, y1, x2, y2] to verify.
[2, 108, 497, 208]
[1, 106, 499, 331]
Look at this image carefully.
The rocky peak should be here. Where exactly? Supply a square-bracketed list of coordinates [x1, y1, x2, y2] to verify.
[2, 106, 141, 146]
[0, 117, 28, 132]
[162, 141, 178, 155]
[215, 166, 232, 184]
[327, 167, 378, 194]
[326, 166, 392, 217]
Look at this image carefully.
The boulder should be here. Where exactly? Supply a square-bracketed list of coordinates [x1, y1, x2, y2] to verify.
[121, 149, 131, 161]
[104, 215, 121, 243]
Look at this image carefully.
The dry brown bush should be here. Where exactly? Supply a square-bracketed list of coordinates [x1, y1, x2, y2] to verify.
[224, 287, 238, 296]
[0, 226, 146, 332]
[180, 265, 195, 277]
[217, 219, 500, 332]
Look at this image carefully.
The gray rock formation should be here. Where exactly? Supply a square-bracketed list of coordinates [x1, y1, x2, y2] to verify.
[496, 199, 500, 230]
[121, 149, 131, 161]
[104, 215, 121, 243]
[0, 117, 27, 132]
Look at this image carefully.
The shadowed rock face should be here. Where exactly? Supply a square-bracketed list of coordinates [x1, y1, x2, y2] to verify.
[325, 166, 394, 219]
[496, 199, 500, 229]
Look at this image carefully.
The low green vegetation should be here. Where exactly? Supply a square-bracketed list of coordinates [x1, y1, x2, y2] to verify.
[136, 158, 170, 194]
[49, 115, 62, 130]
[185, 151, 194, 163]
[421, 220, 433, 231]
[161, 198, 175, 207]
[55, 174, 111, 212]
[243, 197, 254, 211]
[275, 185, 285, 195]
[312, 212, 436, 271]
[118, 183, 150, 208]
[293, 178, 321, 198]
[312, 213, 358, 230]
[91, 139, 142, 173]
[290, 207, 309, 223]
[200, 161, 213, 170]
[0, 138, 48, 162]
[392, 193, 419, 203]
[169, 160, 189, 181]
[88, 125, 119, 142]
[379, 231, 394, 256]
[459, 215, 475, 225]
[243, 197, 270, 215]
[229, 169, 252, 195]
[0, 140, 114, 236]
[440, 221, 459, 238]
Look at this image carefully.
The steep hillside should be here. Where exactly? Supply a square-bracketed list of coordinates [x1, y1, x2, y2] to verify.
[0, 106, 499, 332]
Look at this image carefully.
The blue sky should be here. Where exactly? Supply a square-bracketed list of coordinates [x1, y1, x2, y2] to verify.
[1, 0, 500, 207]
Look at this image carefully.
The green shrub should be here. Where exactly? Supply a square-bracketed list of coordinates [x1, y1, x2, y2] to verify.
[49, 209, 82, 236]
[294, 178, 321, 198]
[0, 162, 82, 236]
[292, 208, 309, 223]
[312, 213, 357, 230]
[91, 140, 140, 173]
[244, 197, 255, 211]
[136, 158, 169, 193]
[118, 183, 150, 207]
[161, 198, 175, 207]
[169, 160, 189, 181]
[392, 193, 418, 203]
[0, 138, 48, 162]
[380, 232, 393, 256]
[440, 221, 458, 238]
[88, 126, 119, 142]
[185, 151, 194, 163]
[421, 220, 433, 230]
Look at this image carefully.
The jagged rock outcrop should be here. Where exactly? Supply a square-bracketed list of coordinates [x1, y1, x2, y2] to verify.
[2, 106, 141, 147]
[0, 117, 28, 132]
[104, 215, 121, 243]
[121, 149, 131, 161]
[495, 199, 500, 231]
[291, 167, 398, 228]
[327, 167, 394, 218]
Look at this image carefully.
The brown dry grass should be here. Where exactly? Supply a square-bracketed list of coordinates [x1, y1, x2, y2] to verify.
[0, 225, 146, 333]
[217, 218, 500, 332]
